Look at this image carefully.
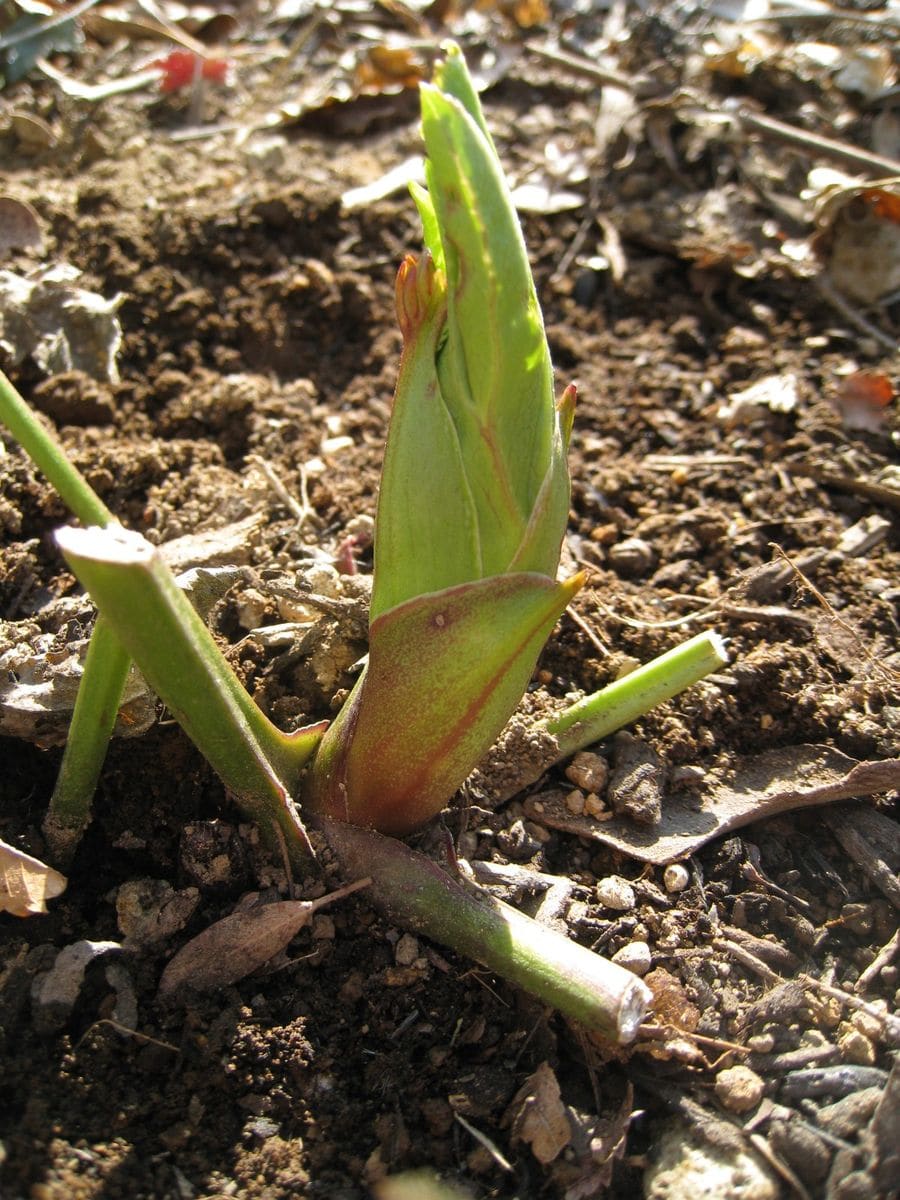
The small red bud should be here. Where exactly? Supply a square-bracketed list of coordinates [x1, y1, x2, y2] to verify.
[395, 252, 442, 341]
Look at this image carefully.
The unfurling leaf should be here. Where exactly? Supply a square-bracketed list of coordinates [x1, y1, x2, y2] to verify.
[304, 44, 581, 835]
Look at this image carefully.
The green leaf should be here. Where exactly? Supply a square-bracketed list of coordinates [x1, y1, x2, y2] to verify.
[419, 82, 569, 579]
[371, 254, 480, 619]
[409, 181, 444, 275]
[431, 40, 493, 145]
[308, 44, 581, 835]
[308, 571, 583, 833]
[373, 47, 571, 616]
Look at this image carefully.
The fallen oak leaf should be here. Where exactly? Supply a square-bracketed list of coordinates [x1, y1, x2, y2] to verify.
[158, 876, 369, 998]
[0, 837, 66, 916]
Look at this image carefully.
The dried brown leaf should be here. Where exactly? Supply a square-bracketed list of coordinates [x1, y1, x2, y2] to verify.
[644, 968, 700, 1033]
[564, 1085, 635, 1199]
[812, 179, 900, 303]
[355, 45, 424, 94]
[0, 838, 66, 916]
[507, 1061, 571, 1164]
[158, 879, 367, 997]
[526, 746, 900, 865]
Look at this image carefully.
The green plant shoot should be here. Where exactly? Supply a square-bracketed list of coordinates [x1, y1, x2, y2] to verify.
[305, 45, 581, 834]
[0, 42, 733, 1039]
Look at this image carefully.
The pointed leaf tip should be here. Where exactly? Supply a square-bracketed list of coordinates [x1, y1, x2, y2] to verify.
[557, 384, 577, 450]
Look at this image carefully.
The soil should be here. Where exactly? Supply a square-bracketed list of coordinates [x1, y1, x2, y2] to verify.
[1, 8, 899, 1200]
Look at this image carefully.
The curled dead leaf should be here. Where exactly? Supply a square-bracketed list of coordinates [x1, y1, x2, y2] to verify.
[810, 175, 900, 303]
[833, 371, 895, 433]
[0, 838, 66, 916]
[355, 45, 424, 94]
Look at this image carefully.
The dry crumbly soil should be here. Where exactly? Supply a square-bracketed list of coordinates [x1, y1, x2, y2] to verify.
[1, 16, 899, 1200]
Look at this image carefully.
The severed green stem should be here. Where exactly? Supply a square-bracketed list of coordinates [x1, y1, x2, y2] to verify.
[321, 818, 651, 1042]
[55, 525, 325, 864]
[0, 368, 114, 527]
[1, 367, 132, 860]
[43, 616, 131, 863]
[544, 630, 729, 761]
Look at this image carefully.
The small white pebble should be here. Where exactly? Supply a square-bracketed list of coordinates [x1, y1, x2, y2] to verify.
[304, 564, 342, 597]
[345, 513, 375, 544]
[565, 788, 585, 815]
[321, 434, 354, 455]
[242, 135, 286, 170]
[234, 588, 269, 631]
[715, 1065, 764, 1113]
[611, 941, 652, 976]
[613, 655, 641, 679]
[596, 876, 636, 912]
[663, 863, 690, 893]
[394, 933, 419, 967]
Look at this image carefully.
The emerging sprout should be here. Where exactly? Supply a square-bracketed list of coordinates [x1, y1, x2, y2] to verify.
[0, 41, 728, 1040]
[305, 44, 582, 834]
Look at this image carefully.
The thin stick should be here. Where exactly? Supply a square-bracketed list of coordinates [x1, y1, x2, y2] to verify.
[527, 41, 653, 96]
[735, 108, 900, 179]
[454, 1114, 513, 1171]
[856, 928, 900, 994]
[771, 544, 899, 686]
[799, 974, 900, 1047]
[529, 40, 900, 177]
[566, 603, 610, 655]
[714, 938, 781, 985]
[248, 454, 315, 530]
[814, 276, 898, 355]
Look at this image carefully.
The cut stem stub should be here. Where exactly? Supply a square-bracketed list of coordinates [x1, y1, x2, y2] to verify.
[321, 819, 651, 1043]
